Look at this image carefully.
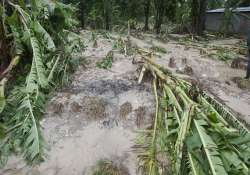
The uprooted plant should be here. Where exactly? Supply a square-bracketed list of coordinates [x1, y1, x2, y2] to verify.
[96, 51, 114, 69]
[136, 51, 250, 175]
[0, 0, 84, 166]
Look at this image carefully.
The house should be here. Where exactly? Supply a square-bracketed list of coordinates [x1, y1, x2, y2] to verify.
[206, 7, 250, 35]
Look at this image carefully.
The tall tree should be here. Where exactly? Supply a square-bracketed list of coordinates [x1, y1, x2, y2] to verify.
[154, 0, 166, 34]
[79, 0, 86, 28]
[191, 0, 208, 35]
[103, 0, 111, 30]
[144, 0, 151, 31]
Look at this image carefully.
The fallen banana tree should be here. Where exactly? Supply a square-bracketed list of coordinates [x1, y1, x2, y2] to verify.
[135, 52, 250, 175]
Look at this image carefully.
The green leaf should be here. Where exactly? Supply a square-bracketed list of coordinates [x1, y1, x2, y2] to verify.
[188, 152, 207, 175]
[221, 150, 249, 174]
[194, 119, 228, 175]
[18, 94, 44, 162]
[32, 21, 55, 51]
[208, 112, 219, 123]
[26, 37, 48, 91]
[230, 134, 250, 145]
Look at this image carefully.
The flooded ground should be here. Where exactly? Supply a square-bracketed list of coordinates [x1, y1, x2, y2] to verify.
[1, 30, 250, 175]
[130, 33, 250, 123]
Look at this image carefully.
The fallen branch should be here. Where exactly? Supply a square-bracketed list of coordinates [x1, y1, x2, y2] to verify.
[0, 55, 20, 80]
[136, 54, 250, 175]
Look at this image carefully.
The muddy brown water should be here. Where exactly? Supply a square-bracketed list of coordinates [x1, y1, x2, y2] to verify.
[1, 31, 250, 175]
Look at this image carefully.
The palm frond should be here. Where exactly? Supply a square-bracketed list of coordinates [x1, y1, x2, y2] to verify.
[26, 36, 48, 91]
[194, 119, 228, 175]
[137, 56, 250, 175]
[187, 152, 206, 175]
[33, 21, 55, 51]
[0, 0, 84, 166]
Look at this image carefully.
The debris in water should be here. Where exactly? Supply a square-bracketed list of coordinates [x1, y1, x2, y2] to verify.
[70, 102, 82, 113]
[168, 57, 176, 68]
[119, 102, 133, 119]
[82, 96, 107, 119]
[135, 106, 146, 128]
[49, 101, 64, 114]
[183, 65, 194, 75]
[231, 57, 247, 70]
[181, 58, 187, 65]
[232, 77, 250, 91]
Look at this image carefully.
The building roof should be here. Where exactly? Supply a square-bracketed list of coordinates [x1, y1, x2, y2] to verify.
[207, 7, 250, 13]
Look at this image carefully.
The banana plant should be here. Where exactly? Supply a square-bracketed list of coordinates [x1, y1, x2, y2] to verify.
[0, 0, 84, 165]
[136, 52, 250, 175]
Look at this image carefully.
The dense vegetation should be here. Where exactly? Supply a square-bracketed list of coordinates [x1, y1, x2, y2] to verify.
[0, 0, 249, 171]
[0, 0, 83, 165]
[65, 0, 250, 35]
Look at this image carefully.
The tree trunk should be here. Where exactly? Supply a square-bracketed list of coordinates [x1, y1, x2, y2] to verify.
[191, 0, 199, 34]
[79, 0, 85, 28]
[154, 0, 165, 34]
[197, 0, 207, 35]
[0, 20, 10, 74]
[144, 0, 150, 31]
[191, 0, 207, 35]
[103, 0, 111, 30]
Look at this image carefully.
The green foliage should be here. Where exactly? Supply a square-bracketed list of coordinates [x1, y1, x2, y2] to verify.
[92, 160, 128, 175]
[137, 57, 250, 175]
[0, 0, 84, 165]
[150, 45, 168, 54]
[209, 47, 236, 61]
[113, 38, 125, 53]
[85, 0, 120, 29]
[96, 51, 114, 69]
[216, 50, 236, 61]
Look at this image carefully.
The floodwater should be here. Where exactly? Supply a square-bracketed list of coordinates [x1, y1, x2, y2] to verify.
[1, 30, 250, 175]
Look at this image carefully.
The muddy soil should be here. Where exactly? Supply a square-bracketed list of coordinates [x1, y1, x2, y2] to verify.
[0, 31, 154, 175]
[1, 30, 250, 175]
[130, 33, 250, 123]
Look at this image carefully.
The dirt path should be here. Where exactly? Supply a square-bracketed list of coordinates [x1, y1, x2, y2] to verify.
[1, 30, 250, 175]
